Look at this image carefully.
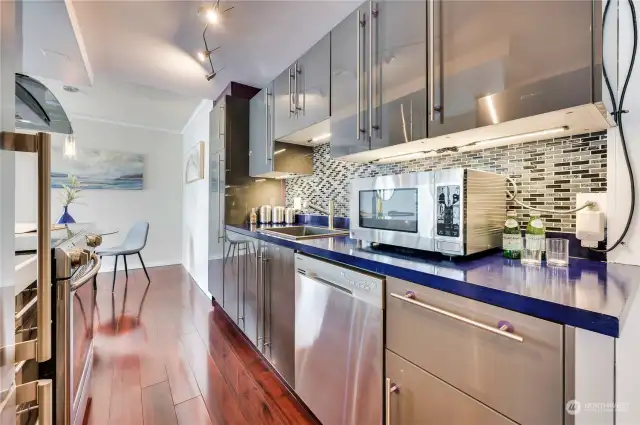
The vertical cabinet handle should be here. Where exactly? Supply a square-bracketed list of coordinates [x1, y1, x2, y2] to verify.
[368, 1, 374, 140]
[218, 155, 225, 242]
[385, 378, 399, 425]
[428, 0, 435, 122]
[218, 105, 225, 137]
[289, 67, 295, 116]
[256, 247, 262, 346]
[295, 62, 302, 114]
[265, 90, 271, 164]
[369, 2, 380, 139]
[356, 11, 366, 140]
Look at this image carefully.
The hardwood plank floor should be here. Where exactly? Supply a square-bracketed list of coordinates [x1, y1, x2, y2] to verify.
[175, 397, 214, 425]
[86, 264, 319, 425]
[142, 382, 179, 425]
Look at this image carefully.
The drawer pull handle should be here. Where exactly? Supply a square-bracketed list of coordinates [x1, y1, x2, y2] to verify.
[391, 292, 524, 343]
[385, 378, 399, 425]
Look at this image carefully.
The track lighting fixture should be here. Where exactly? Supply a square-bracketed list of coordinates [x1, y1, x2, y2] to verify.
[197, 1, 233, 82]
[197, 46, 220, 63]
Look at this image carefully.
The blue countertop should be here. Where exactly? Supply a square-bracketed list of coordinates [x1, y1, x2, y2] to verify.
[227, 224, 640, 338]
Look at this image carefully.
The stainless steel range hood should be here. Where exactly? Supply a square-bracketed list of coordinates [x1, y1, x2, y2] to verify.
[15, 73, 73, 134]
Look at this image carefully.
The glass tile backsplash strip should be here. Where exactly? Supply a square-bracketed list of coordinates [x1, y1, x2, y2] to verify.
[285, 131, 607, 233]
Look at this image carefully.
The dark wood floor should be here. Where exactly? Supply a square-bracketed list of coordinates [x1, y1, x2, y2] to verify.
[87, 265, 319, 425]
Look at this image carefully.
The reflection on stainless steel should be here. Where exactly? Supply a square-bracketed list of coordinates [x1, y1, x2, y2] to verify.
[295, 254, 384, 425]
[259, 226, 349, 240]
[49, 231, 102, 425]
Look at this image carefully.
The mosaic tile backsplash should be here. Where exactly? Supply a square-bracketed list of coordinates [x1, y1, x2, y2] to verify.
[285, 131, 607, 233]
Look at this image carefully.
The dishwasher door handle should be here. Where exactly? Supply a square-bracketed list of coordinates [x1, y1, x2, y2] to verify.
[304, 273, 353, 296]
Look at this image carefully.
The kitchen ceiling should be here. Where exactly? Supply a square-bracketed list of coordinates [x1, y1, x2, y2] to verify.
[70, 0, 360, 99]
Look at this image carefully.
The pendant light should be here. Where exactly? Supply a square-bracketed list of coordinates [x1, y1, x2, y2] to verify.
[63, 134, 76, 159]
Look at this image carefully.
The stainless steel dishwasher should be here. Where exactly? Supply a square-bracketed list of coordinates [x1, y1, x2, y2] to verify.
[294, 253, 384, 425]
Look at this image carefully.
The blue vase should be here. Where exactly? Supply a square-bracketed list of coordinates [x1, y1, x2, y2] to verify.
[56, 206, 76, 224]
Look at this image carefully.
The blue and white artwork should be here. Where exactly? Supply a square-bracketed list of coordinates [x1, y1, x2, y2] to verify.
[51, 146, 145, 190]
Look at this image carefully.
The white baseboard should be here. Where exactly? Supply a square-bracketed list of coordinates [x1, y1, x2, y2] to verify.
[98, 258, 181, 273]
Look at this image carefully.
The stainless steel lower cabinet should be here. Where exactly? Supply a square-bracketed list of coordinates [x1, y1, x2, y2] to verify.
[386, 277, 563, 425]
[386, 350, 517, 425]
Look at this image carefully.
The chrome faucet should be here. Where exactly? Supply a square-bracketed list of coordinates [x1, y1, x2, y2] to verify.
[307, 200, 335, 230]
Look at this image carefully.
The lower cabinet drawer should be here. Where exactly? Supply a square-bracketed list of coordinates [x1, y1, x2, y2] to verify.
[386, 277, 563, 425]
[386, 350, 517, 425]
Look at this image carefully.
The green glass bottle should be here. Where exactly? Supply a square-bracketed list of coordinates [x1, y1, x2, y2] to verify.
[525, 210, 546, 258]
[503, 210, 522, 259]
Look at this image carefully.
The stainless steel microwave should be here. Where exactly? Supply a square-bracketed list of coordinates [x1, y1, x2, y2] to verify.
[349, 168, 506, 256]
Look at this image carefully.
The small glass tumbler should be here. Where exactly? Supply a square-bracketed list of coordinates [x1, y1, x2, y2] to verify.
[546, 238, 569, 266]
[521, 238, 542, 265]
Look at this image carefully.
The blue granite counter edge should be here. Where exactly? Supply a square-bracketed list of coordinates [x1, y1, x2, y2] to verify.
[227, 224, 621, 337]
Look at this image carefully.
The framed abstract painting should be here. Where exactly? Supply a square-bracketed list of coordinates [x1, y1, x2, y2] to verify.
[185, 141, 205, 184]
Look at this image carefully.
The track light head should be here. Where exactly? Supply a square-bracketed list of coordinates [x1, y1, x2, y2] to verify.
[198, 5, 220, 24]
[205, 71, 217, 81]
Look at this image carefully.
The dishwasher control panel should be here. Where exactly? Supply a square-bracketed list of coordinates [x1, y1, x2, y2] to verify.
[295, 253, 384, 308]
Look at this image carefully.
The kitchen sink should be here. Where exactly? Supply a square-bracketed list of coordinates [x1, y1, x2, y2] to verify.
[258, 226, 349, 240]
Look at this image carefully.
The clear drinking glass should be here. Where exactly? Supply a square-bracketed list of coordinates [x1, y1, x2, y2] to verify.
[546, 238, 569, 266]
[521, 237, 542, 265]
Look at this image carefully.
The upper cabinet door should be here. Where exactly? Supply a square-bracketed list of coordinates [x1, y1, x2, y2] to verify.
[210, 99, 225, 153]
[330, 2, 371, 158]
[273, 65, 296, 140]
[295, 34, 330, 132]
[249, 87, 274, 177]
[428, 0, 596, 138]
[370, 0, 427, 150]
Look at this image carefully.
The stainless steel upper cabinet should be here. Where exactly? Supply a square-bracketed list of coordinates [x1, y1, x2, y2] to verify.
[330, 1, 371, 158]
[370, 0, 427, 149]
[274, 36, 331, 141]
[428, 0, 597, 137]
[274, 66, 296, 140]
[295, 34, 330, 132]
[249, 86, 274, 177]
[210, 99, 225, 153]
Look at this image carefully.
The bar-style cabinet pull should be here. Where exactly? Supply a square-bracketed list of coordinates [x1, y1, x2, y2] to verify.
[218, 155, 225, 242]
[428, 0, 436, 122]
[390, 292, 524, 343]
[218, 105, 225, 137]
[369, 1, 379, 138]
[356, 11, 366, 139]
[265, 90, 271, 164]
[295, 62, 302, 114]
[385, 378, 399, 425]
[289, 67, 295, 116]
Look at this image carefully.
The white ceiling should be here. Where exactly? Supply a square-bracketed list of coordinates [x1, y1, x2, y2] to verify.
[71, 1, 360, 99]
[22, 0, 93, 86]
[21, 0, 359, 131]
[37, 76, 203, 134]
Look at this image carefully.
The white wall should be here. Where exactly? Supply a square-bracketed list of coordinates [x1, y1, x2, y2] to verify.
[181, 100, 212, 295]
[14, 118, 183, 271]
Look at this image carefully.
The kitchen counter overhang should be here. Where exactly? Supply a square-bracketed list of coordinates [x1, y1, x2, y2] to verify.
[227, 224, 639, 338]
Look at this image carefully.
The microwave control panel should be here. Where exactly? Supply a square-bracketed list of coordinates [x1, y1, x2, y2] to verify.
[436, 185, 460, 238]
